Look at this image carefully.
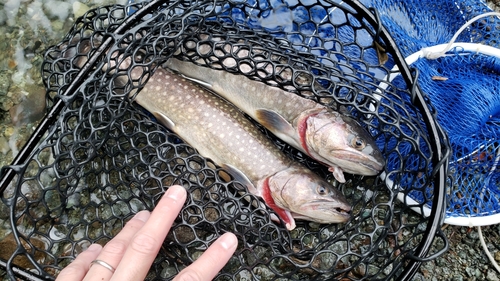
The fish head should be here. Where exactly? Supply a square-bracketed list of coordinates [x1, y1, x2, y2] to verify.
[304, 110, 385, 177]
[267, 167, 351, 224]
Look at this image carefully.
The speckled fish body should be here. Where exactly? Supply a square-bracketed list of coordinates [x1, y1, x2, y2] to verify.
[133, 68, 351, 230]
[66, 38, 352, 229]
[165, 58, 385, 183]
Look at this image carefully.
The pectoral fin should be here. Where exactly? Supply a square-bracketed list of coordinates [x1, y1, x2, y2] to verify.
[329, 166, 346, 183]
[153, 112, 176, 132]
[222, 164, 259, 195]
[256, 109, 296, 137]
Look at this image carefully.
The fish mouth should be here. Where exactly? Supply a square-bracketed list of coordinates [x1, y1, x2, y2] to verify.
[329, 207, 351, 222]
[332, 205, 351, 221]
[292, 201, 352, 223]
[329, 151, 385, 175]
[292, 210, 351, 224]
[358, 160, 385, 174]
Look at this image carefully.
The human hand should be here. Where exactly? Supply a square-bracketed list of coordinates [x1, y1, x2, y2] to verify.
[56, 185, 238, 281]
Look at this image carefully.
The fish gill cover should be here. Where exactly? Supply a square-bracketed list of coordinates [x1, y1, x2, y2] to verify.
[0, 0, 450, 280]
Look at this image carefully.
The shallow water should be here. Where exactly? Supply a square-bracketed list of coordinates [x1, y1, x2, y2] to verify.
[0, 0, 125, 278]
[0, 0, 127, 168]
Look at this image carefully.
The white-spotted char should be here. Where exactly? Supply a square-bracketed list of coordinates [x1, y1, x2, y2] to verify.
[165, 58, 385, 183]
[133, 68, 352, 230]
[67, 37, 352, 230]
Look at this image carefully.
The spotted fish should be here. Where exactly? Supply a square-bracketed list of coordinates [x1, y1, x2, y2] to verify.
[133, 68, 351, 230]
[165, 57, 385, 183]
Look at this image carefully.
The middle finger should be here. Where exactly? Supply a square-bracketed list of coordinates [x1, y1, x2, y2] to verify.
[110, 185, 187, 281]
[83, 210, 151, 281]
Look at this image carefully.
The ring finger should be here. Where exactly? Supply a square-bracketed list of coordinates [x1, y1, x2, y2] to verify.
[82, 210, 151, 281]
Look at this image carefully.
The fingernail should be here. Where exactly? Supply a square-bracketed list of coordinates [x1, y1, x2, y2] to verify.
[166, 185, 186, 201]
[87, 244, 102, 252]
[133, 210, 150, 222]
[219, 233, 238, 251]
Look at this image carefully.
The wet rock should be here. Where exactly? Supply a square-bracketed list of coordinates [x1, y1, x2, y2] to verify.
[43, 0, 72, 21]
[0, 71, 10, 96]
[486, 270, 500, 281]
[0, 232, 46, 269]
[412, 273, 425, 281]
[0, 97, 14, 112]
[0, 136, 9, 154]
[9, 84, 46, 126]
[467, 229, 479, 240]
[73, 1, 90, 19]
[3, 126, 14, 138]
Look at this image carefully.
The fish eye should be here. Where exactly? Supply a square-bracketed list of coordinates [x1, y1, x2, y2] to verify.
[317, 185, 328, 196]
[351, 137, 366, 150]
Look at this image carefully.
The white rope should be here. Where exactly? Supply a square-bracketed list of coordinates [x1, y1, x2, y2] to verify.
[422, 12, 500, 59]
[477, 226, 500, 274]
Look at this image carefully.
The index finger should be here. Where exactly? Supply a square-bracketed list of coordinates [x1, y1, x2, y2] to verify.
[110, 185, 187, 281]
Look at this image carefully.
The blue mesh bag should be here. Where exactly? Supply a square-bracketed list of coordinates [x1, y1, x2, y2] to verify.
[360, 0, 500, 226]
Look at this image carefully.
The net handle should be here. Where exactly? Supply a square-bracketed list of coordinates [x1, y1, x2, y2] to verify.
[0, 258, 50, 281]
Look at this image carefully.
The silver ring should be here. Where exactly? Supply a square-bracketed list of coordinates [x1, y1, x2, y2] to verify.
[90, 259, 116, 273]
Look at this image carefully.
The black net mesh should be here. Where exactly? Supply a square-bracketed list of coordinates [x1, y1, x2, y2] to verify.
[0, 0, 450, 280]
